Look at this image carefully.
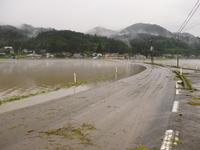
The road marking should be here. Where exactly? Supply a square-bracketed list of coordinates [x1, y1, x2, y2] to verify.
[176, 81, 182, 95]
[173, 131, 180, 146]
[172, 101, 179, 113]
[176, 89, 180, 95]
[160, 130, 180, 150]
[160, 130, 174, 150]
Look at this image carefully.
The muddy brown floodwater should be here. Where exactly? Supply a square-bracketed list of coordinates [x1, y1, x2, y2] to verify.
[0, 59, 145, 100]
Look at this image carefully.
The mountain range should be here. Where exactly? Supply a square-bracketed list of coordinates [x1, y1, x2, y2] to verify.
[0, 23, 200, 56]
[87, 23, 200, 47]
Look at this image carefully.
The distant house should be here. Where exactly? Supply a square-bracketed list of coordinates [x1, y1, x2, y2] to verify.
[92, 53, 97, 57]
[62, 52, 72, 57]
[104, 53, 127, 59]
[26, 53, 42, 59]
[0, 52, 6, 56]
[132, 55, 146, 60]
[4, 46, 13, 50]
[22, 49, 34, 54]
[93, 53, 103, 59]
[73, 53, 83, 58]
[46, 53, 55, 58]
[3, 46, 14, 54]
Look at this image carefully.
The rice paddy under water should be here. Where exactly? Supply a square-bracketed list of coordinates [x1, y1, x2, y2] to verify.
[0, 59, 145, 101]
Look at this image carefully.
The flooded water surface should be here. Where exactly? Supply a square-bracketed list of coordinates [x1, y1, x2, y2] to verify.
[154, 59, 200, 69]
[0, 59, 145, 100]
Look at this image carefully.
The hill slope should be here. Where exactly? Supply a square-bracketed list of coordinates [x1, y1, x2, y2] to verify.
[87, 27, 117, 38]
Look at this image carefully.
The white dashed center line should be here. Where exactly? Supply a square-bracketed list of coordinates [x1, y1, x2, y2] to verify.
[172, 101, 179, 113]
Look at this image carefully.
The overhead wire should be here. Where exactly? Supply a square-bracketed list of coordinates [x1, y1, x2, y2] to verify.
[178, 0, 200, 33]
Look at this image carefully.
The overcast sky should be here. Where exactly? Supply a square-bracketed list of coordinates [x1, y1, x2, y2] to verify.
[0, 0, 200, 36]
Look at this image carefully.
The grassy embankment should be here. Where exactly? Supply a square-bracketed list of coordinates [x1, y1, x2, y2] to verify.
[173, 70, 200, 106]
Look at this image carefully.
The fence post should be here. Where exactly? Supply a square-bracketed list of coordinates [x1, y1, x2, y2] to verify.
[74, 72, 77, 83]
[115, 66, 118, 80]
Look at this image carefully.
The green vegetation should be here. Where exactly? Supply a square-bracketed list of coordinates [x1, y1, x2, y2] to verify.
[175, 139, 183, 145]
[43, 123, 96, 145]
[187, 101, 200, 106]
[173, 71, 194, 91]
[192, 97, 200, 101]
[0, 73, 118, 106]
[1, 25, 200, 56]
[188, 95, 200, 107]
[127, 145, 152, 150]
[0, 93, 41, 105]
[130, 34, 199, 56]
[0, 28, 129, 56]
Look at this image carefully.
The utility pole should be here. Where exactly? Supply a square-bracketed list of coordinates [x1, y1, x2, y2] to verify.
[176, 34, 180, 68]
[176, 55, 179, 68]
[150, 40, 154, 64]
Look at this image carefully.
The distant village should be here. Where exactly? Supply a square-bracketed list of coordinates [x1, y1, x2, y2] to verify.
[0, 46, 198, 60]
[0, 46, 135, 60]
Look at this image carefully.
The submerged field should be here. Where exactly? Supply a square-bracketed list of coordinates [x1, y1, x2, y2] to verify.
[152, 59, 200, 69]
[0, 59, 145, 102]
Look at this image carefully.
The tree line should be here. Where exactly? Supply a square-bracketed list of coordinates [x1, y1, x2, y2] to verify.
[0, 26, 200, 56]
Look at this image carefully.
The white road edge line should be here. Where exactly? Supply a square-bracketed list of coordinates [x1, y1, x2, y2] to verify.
[173, 131, 180, 146]
[176, 81, 182, 95]
[176, 88, 180, 95]
[160, 130, 174, 150]
[172, 101, 179, 113]
[160, 130, 180, 150]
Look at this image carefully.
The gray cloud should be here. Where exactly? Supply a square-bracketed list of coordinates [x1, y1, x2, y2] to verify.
[0, 0, 200, 36]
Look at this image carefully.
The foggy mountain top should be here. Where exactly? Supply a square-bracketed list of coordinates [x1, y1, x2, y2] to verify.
[0, 0, 200, 36]
[1, 22, 199, 42]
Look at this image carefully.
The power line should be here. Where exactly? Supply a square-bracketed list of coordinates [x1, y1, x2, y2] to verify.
[178, 0, 200, 32]
[178, 0, 200, 33]
[180, 2, 200, 32]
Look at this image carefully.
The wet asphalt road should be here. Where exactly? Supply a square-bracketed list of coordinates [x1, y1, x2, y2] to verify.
[0, 64, 176, 150]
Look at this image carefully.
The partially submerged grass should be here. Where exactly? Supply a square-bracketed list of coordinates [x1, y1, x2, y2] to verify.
[81, 123, 96, 131]
[127, 145, 152, 150]
[188, 95, 200, 106]
[187, 101, 200, 106]
[8, 125, 17, 130]
[0, 80, 89, 106]
[192, 97, 200, 101]
[0, 89, 51, 106]
[175, 139, 183, 145]
[0, 74, 116, 106]
[173, 71, 194, 91]
[43, 123, 96, 145]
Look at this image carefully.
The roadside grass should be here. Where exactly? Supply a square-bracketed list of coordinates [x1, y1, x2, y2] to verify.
[127, 145, 154, 150]
[0, 74, 116, 106]
[173, 75, 180, 81]
[187, 101, 200, 106]
[173, 71, 194, 91]
[0, 80, 88, 106]
[145, 62, 195, 92]
[192, 97, 200, 101]
[187, 97, 200, 106]
[42, 123, 96, 145]
[8, 125, 17, 130]
[0, 90, 51, 106]
[175, 139, 183, 145]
